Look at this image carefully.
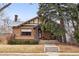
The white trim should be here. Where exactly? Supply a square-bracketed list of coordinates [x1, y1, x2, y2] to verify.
[21, 29, 32, 32]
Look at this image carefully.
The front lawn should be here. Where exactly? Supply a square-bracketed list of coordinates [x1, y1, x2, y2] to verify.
[0, 45, 44, 53]
[0, 44, 79, 53]
[56, 44, 79, 53]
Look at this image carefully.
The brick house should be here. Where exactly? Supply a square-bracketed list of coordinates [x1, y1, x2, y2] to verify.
[12, 15, 42, 41]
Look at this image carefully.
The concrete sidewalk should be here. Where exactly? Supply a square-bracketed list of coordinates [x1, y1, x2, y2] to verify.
[0, 53, 58, 56]
[0, 53, 79, 56]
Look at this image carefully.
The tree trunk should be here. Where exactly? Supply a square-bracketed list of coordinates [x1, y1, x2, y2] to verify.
[60, 19, 66, 43]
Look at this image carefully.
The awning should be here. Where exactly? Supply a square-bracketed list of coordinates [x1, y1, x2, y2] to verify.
[21, 29, 32, 32]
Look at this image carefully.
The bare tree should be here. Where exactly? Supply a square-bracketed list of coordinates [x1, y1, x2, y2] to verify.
[0, 3, 11, 34]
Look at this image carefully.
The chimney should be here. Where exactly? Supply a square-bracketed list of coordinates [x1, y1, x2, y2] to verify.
[14, 15, 18, 22]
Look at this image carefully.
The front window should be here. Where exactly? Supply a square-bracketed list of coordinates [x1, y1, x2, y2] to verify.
[21, 29, 32, 36]
[21, 32, 31, 36]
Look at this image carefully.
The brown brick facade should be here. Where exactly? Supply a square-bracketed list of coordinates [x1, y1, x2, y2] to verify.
[12, 17, 42, 40]
[13, 26, 38, 40]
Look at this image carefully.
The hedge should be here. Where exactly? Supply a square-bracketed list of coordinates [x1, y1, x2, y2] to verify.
[8, 39, 39, 45]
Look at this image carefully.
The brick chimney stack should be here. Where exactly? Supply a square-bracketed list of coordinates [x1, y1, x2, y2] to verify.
[14, 15, 18, 22]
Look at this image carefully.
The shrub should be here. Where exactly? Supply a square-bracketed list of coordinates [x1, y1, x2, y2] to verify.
[8, 39, 39, 45]
[29, 40, 39, 44]
[74, 30, 79, 43]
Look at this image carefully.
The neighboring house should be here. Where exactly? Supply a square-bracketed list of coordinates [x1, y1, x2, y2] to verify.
[12, 15, 42, 41]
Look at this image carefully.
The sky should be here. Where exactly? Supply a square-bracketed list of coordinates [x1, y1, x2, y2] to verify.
[5, 3, 39, 21]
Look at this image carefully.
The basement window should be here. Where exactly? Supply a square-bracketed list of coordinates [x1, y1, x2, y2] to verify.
[21, 29, 32, 36]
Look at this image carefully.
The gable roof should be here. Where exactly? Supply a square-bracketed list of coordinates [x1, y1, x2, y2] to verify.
[17, 16, 39, 27]
[9, 21, 24, 27]
[11, 16, 38, 27]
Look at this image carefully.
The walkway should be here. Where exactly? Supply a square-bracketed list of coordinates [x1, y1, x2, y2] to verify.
[39, 40, 60, 44]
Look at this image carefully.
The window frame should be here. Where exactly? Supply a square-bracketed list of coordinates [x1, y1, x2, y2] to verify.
[21, 28, 32, 36]
[21, 31, 31, 36]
